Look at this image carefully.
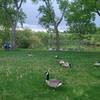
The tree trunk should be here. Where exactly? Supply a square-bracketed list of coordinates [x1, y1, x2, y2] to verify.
[11, 22, 17, 49]
[78, 33, 82, 51]
[55, 26, 60, 50]
[50, 33, 53, 48]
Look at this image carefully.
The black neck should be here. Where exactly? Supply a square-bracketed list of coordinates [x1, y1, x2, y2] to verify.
[46, 72, 49, 80]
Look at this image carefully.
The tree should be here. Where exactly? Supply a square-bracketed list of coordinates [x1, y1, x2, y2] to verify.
[70, 0, 100, 17]
[65, 0, 96, 49]
[65, 0, 96, 34]
[81, 0, 100, 16]
[96, 27, 100, 34]
[0, 1, 13, 44]
[0, 0, 26, 49]
[37, 0, 68, 50]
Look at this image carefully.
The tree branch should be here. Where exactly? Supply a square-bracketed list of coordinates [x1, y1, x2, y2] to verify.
[96, 9, 100, 16]
[56, 7, 66, 27]
[95, 0, 100, 16]
[14, 0, 24, 10]
[43, 0, 56, 26]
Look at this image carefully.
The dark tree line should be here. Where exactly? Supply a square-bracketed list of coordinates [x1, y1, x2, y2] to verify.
[0, 0, 100, 50]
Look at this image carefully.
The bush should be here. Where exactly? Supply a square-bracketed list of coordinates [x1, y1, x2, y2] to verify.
[34, 32, 49, 46]
[16, 29, 42, 48]
[29, 35, 42, 48]
[0, 39, 2, 48]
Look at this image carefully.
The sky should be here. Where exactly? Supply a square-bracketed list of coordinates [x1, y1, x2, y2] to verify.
[21, 0, 100, 31]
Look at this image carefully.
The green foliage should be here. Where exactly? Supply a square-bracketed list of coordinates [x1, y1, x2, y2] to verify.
[80, 0, 100, 16]
[57, 0, 69, 11]
[0, 39, 2, 47]
[38, 0, 68, 29]
[0, 29, 11, 48]
[65, 0, 96, 35]
[91, 34, 100, 43]
[38, 6, 53, 27]
[34, 32, 49, 46]
[0, 0, 26, 49]
[0, 33, 3, 47]
[30, 35, 42, 48]
[38, 0, 55, 28]
[16, 29, 42, 48]
[37, 0, 68, 50]
[0, 0, 26, 27]
[96, 27, 100, 34]
[0, 29, 99, 50]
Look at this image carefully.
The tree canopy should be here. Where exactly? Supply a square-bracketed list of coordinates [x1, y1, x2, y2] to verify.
[0, 0, 26, 48]
[64, 0, 97, 35]
[37, 0, 68, 50]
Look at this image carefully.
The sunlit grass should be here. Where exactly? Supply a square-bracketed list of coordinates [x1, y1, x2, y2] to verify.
[0, 50, 100, 100]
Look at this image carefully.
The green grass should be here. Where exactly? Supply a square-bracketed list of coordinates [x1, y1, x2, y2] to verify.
[0, 49, 100, 100]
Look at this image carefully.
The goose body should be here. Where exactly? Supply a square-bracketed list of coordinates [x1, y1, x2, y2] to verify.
[27, 54, 32, 57]
[46, 79, 62, 88]
[45, 72, 62, 88]
[59, 60, 65, 65]
[48, 48, 53, 51]
[62, 62, 71, 68]
[59, 48, 63, 51]
[94, 61, 100, 67]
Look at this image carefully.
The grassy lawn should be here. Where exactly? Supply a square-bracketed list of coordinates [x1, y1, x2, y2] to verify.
[0, 49, 100, 100]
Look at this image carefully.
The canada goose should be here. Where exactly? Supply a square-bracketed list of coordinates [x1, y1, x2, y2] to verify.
[62, 62, 71, 68]
[55, 55, 58, 58]
[27, 54, 32, 57]
[27, 49, 32, 57]
[94, 61, 100, 67]
[59, 60, 65, 65]
[45, 72, 62, 88]
[48, 48, 53, 51]
[59, 48, 63, 51]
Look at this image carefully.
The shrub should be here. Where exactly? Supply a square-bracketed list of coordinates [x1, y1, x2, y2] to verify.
[16, 29, 42, 48]
[29, 35, 42, 48]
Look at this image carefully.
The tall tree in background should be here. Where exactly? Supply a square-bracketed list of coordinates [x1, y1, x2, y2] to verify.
[71, 0, 100, 18]
[0, 0, 13, 44]
[0, 0, 26, 49]
[66, 0, 96, 34]
[65, 0, 96, 49]
[37, 0, 68, 50]
[81, 0, 100, 16]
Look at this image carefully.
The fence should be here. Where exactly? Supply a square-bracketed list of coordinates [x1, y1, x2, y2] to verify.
[47, 39, 100, 51]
